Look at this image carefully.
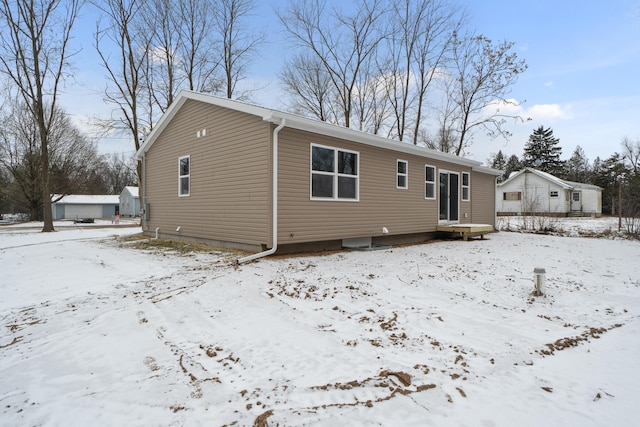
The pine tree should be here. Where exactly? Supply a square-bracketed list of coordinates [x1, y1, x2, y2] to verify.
[487, 150, 508, 181]
[522, 126, 563, 175]
[563, 145, 590, 183]
[503, 154, 522, 182]
[489, 150, 507, 171]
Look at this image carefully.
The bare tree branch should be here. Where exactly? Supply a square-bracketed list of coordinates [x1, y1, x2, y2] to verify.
[0, 0, 82, 231]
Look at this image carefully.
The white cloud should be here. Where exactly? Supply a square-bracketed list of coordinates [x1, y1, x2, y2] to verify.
[527, 103, 573, 122]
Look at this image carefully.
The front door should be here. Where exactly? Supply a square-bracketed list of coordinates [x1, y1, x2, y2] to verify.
[571, 191, 581, 211]
[439, 171, 459, 222]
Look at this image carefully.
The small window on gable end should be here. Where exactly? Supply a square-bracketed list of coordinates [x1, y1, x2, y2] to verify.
[397, 160, 408, 189]
[425, 165, 436, 199]
[550, 190, 559, 197]
[179, 155, 190, 196]
[462, 172, 470, 201]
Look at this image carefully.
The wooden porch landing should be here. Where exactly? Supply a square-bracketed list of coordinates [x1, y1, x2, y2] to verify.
[436, 224, 495, 241]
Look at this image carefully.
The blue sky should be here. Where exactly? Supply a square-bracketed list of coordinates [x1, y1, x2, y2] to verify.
[62, 0, 640, 165]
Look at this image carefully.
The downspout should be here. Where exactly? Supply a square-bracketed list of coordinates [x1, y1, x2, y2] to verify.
[237, 118, 286, 264]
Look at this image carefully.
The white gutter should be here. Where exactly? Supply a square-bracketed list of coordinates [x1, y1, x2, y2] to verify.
[237, 118, 286, 264]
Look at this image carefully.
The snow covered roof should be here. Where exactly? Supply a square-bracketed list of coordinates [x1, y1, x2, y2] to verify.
[53, 195, 120, 205]
[498, 168, 602, 191]
[121, 186, 139, 198]
[136, 90, 502, 176]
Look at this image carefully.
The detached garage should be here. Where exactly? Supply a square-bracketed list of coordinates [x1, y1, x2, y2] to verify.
[51, 195, 120, 220]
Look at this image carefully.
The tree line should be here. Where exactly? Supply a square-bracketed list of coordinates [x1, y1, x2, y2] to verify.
[1, 0, 634, 232]
[488, 126, 640, 223]
[0, 102, 137, 219]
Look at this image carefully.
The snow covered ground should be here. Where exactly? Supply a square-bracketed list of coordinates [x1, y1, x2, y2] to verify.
[1, 219, 639, 426]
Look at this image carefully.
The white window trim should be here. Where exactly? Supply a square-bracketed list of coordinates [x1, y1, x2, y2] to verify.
[462, 172, 470, 201]
[425, 165, 436, 200]
[178, 155, 190, 197]
[396, 159, 408, 189]
[550, 190, 559, 198]
[310, 143, 360, 202]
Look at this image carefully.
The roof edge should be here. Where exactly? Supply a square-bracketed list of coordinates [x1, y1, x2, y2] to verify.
[136, 91, 485, 169]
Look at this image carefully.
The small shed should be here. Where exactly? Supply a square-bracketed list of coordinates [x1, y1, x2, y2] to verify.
[496, 168, 602, 217]
[119, 186, 140, 217]
[51, 195, 120, 220]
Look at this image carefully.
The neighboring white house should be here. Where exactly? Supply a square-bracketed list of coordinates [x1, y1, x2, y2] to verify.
[51, 195, 120, 220]
[496, 168, 602, 217]
[119, 186, 140, 217]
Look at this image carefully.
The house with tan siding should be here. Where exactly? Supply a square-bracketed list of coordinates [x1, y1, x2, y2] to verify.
[135, 91, 501, 261]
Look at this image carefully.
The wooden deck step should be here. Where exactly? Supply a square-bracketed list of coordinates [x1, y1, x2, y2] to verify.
[436, 224, 495, 241]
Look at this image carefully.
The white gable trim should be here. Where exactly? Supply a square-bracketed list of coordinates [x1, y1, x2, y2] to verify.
[135, 90, 501, 175]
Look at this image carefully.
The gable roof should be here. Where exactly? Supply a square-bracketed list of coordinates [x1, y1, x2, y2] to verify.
[53, 195, 120, 205]
[498, 168, 602, 191]
[121, 186, 139, 198]
[135, 90, 501, 175]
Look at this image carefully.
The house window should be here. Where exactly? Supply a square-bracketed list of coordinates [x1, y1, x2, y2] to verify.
[462, 172, 470, 201]
[179, 155, 190, 196]
[397, 160, 408, 189]
[311, 144, 358, 200]
[425, 165, 436, 199]
[503, 191, 521, 201]
[550, 190, 559, 198]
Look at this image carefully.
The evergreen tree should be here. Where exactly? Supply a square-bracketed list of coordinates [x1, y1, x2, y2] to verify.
[522, 126, 563, 175]
[487, 150, 507, 181]
[591, 156, 602, 185]
[488, 150, 507, 170]
[563, 145, 590, 183]
[503, 154, 522, 182]
[592, 153, 629, 215]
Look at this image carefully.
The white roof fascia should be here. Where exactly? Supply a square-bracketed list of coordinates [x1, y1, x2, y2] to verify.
[498, 168, 573, 189]
[472, 165, 503, 176]
[136, 90, 483, 169]
[530, 168, 572, 189]
[53, 195, 120, 204]
[496, 169, 525, 187]
[265, 110, 481, 168]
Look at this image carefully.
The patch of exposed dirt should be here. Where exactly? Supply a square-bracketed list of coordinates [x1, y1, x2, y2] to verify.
[536, 324, 623, 356]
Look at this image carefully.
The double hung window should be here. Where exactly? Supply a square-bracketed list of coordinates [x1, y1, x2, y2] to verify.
[397, 160, 408, 189]
[462, 172, 470, 201]
[178, 156, 190, 196]
[425, 165, 436, 199]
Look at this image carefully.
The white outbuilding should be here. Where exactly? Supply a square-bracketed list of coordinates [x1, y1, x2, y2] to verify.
[496, 168, 602, 217]
[119, 186, 140, 217]
[51, 195, 120, 220]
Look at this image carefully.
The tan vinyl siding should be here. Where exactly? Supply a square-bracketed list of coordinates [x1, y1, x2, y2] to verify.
[144, 99, 271, 246]
[471, 171, 496, 226]
[277, 128, 479, 245]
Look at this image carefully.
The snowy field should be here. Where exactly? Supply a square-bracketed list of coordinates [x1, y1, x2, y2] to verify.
[1, 219, 639, 426]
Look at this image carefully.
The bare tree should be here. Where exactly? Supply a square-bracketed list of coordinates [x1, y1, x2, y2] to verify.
[215, 0, 263, 99]
[0, 0, 82, 231]
[99, 153, 137, 194]
[144, 0, 181, 113]
[280, 53, 337, 122]
[0, 101, 100, 219]
[279, 0, 388, 128]
[384, 0, 462, 144]
[94, 0, 151, 189]
[621, 137, 640, 174]
[0, 101, 43, 220]
[353, 55, 390, 134]
[177, 0, 223, 93]
[442, 32, 528, 156]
